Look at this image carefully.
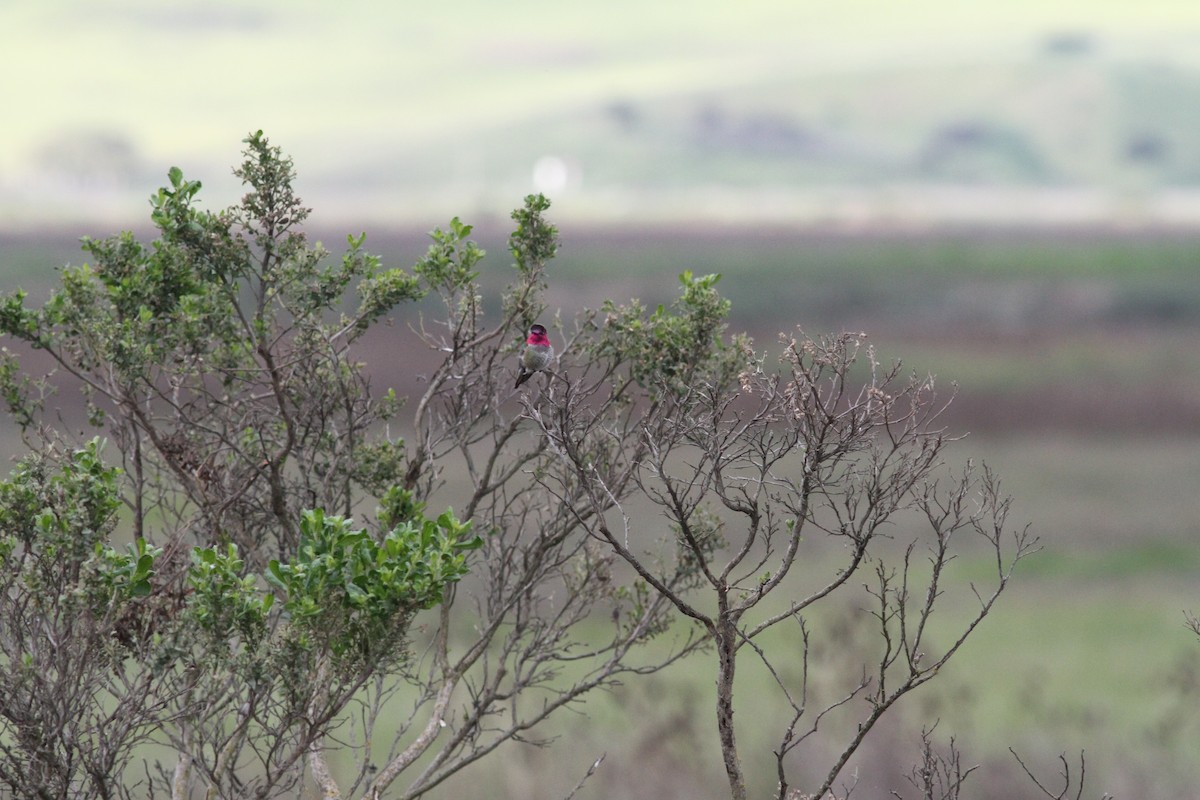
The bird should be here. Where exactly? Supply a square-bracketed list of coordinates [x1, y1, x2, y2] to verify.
[515, 323, 554, 388]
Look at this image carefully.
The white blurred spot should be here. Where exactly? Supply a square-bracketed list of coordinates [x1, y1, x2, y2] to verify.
[532, 155, 572, 195]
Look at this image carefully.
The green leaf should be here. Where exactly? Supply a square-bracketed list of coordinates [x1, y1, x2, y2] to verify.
[265, 560, 286, 591]
[345, 582, 368, 604]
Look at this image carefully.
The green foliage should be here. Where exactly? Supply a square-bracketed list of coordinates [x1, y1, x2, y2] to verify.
[0, 439, 176, 798]
[0, 134, 509, 798]
[0, 131, 442, 561]
[188, 543, 274, 650]
[414, 217, 484, 294]
[591, 269, 746, 392]
[182, 498, 479, 673]
[0, 346, 40, 430]
[235, 131, 307, 239]
[509, 194, 558, 276]
[0, 438, 161, 623]
[504, 194, 557, 326]
[266, 508, 481, 665]
[352, 437, 411, 497]
[375, 485, 426, 530]
[0, 291, 37, 341]
[86, 537, 160, 601]
[0, 438, 120, 568]
[353, 233, 426, 334]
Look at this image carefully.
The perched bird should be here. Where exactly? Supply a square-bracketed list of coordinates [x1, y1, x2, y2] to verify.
[515, 323, 554, 388]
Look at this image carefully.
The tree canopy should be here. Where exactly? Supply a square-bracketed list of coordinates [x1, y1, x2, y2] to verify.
[0, 132, 1039, 800]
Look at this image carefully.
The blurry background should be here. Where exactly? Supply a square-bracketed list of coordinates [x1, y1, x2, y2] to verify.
[2, 1, 1199, 797]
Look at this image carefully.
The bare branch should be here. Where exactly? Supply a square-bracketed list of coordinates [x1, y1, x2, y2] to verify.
[1009, 749, 1112, 800]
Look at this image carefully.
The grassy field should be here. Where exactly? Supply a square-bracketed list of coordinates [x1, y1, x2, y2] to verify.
[408, 427, 1200, 798]
[1, 226, 1199, 797]
[410, 428, 1200, 799]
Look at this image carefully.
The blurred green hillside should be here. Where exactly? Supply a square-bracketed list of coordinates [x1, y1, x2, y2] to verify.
[2, 0, 1199, 226]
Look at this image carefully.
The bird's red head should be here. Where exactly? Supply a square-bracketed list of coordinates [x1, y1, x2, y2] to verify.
[526, 324, 550, 346]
